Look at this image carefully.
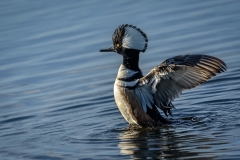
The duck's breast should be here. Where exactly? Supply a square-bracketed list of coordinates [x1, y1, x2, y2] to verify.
[114, 83, 155, 126]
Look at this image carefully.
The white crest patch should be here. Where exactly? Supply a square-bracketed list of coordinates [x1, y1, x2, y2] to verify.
[122, 26, 148, 52]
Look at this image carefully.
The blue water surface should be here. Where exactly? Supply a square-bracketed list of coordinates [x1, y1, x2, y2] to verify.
[0, 1, 240, 159]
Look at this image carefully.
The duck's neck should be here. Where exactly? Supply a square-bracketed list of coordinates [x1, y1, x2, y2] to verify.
[122, 49, 140, 71]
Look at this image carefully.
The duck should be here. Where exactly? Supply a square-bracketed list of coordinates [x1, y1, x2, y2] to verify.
[100, 24, 227, 127]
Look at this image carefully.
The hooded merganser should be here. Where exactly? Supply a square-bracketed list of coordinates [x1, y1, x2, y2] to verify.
[100, 24, 227, 127]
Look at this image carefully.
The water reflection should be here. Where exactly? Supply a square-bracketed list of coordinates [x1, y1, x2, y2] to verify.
[118, 125, 225, 159]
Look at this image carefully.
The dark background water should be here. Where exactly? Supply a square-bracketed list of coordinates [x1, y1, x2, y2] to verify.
[0, 0, 240, 159]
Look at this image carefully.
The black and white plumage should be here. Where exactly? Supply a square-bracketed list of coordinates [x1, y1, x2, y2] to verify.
[100, 24, 227, 127]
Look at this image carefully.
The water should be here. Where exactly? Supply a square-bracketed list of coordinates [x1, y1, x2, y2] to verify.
[0, 0, 240, 159]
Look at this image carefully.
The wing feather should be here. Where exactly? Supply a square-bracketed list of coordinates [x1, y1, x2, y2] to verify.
[138, 54, 226, 116]
[134, 85, 154, 112]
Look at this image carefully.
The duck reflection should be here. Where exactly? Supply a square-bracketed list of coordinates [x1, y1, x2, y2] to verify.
[118, 125, 215, 159]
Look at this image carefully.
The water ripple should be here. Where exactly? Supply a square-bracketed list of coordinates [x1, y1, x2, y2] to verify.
[0, 0, 240, 159]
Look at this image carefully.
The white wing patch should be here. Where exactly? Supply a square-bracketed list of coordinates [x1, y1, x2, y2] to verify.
[134, 85, 154, 112]
[122, 26, 147, 51]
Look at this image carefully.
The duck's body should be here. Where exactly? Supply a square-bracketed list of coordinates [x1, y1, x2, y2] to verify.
[114, 64, 167, 126]
[100, 24, 226, 127]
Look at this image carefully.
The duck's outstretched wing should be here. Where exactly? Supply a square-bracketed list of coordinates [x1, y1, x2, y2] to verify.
[138, 54, 227, 116]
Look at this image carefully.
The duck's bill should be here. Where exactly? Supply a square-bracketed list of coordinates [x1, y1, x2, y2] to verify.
[99, 47, 114, 52]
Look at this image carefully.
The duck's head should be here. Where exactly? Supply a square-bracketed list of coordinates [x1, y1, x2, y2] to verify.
[100, 24, 148, 54]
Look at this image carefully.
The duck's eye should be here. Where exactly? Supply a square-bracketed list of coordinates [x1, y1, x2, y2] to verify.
[116, 43, 121, 47]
